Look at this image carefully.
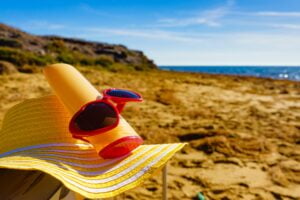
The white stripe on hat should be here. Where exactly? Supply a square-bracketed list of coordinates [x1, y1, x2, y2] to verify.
[0, 142, 93, 157]
[58, 144, 178, 192]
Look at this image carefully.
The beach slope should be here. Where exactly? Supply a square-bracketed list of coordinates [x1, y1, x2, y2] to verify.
[0, 68, 299, 200]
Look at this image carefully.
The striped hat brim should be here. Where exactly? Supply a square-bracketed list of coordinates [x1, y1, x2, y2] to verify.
[0, 95, 184, 199]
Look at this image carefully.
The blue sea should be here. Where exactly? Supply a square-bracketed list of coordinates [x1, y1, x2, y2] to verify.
[159, 66, 300, 81]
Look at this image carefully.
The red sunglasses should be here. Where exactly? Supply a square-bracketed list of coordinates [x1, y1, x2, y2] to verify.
[69, 88, 142, 139]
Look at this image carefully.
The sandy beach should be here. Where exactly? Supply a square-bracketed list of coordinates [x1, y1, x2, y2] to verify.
[0, 67, 299, 200]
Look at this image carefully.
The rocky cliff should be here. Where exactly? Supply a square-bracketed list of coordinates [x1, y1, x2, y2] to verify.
[0, 23, 157, 71]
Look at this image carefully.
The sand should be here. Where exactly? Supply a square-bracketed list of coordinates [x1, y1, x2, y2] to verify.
[0, 68, 299, 200]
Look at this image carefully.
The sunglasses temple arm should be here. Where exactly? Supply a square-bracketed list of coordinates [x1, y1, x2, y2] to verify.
[116, 103, 126, 113]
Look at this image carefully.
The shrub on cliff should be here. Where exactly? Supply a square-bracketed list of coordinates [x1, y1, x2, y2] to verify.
[0, 60, 18, 74]
[0, 38, 23, 48]
[0, 47, 54, 66]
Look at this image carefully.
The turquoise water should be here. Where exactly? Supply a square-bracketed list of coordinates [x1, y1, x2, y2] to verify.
[159, 66, 300, 81]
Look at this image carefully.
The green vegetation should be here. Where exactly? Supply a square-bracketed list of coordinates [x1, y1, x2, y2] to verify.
[0, 47, 53, 66]
[44, 39, 66, 52]
[0, 23, 156, 71]
[0, 38, 22, 48]
[0, 44, 153, 72]
[0, 45, 146, 72]
[0, 40, 118, 70]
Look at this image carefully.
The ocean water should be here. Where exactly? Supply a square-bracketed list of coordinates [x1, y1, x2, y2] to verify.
[159, 66, 300, 81]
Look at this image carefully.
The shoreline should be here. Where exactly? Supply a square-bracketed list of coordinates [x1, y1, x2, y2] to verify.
[159, 66, 300, 82]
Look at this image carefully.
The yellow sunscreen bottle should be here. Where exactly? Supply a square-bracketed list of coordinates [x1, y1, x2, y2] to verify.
[43, 63, 143, 158]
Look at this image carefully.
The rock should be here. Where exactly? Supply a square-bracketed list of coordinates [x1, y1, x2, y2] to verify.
[267, 185, 300, 199]
[214, 157, 244, 167]
[269, 166, 290, 187]
[0, 61, 18, 74]
[280, 159, 300, 172]
[265, 152, 282, 166]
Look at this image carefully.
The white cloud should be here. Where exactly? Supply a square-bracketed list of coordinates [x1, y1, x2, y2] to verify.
[145, 32, 300, 65]
[255, 11, 300, 17]
[270, 23, 300, 30]
[24, 20, 65, 30]
[84, 28, 204, 43]
[74, 26, 300, 65]
[157, 0, 234, 27]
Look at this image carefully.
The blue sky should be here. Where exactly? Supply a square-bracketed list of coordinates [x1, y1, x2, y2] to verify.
[1, 0, 300, 65]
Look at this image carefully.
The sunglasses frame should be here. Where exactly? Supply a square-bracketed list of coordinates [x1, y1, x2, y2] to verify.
[69, 88, 142, 139]
[103, 88, 142, 112]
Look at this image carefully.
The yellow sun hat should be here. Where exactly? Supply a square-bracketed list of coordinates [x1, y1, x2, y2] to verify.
[0, 63, 185, 199]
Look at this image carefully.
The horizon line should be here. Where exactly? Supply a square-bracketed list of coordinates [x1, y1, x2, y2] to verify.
[158, 65, 300, 67]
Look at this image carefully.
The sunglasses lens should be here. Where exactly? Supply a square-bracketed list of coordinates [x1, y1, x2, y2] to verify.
[106, 89, 140, 99]
[74, 102, 117, 131]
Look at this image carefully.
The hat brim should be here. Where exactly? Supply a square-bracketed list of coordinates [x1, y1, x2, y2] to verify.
[0, 95, 184, 199]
